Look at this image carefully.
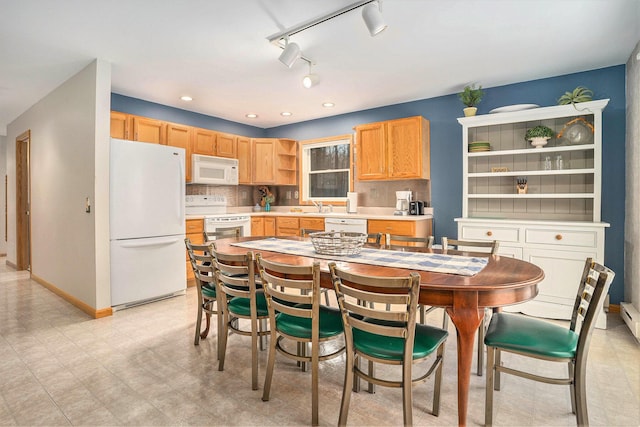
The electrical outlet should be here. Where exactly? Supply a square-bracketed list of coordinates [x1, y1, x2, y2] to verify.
[294, 191, 299, 199]
[241, 190, 247, 199]
[371, 188, 378, 199]
[286, 191, 291, 199]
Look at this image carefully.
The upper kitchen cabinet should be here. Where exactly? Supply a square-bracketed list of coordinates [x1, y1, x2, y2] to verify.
[216, 132, 237, 158]
[165, 122, 192, 182]
[192, 128, 216, 156]
[237, 136, 252, 184]
[131, 115, 166, 144]
[355, 116, 430, 181]
[252, 138, 298, 185]
[110, 111, 130, 139]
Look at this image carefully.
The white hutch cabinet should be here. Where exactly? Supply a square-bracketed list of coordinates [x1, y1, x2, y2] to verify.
[456, 100, 610, 328]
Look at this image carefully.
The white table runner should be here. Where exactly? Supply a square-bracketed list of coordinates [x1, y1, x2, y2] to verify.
[231, 238, 488, 276]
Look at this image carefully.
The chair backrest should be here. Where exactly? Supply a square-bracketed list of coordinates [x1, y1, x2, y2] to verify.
[256, 254, 321, 333]
[571, 258, 615, 361]
[367, 232, 382, 245]
[385, 234, 434, 250]
[441, 237, 499, 255]
[300, 228, 324, 237]
[185, 238, 216, 289]
[203, 227, 242, 242]
[329, 262, 421, 365]
[210, 244, 257, 300]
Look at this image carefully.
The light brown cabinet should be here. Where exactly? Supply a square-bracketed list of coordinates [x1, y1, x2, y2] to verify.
[216, 132, 237, 158]
[110, 111, 130, 139]
[185, 219, 204, 286]
[132, 115, 166, 144]
[237, 136, 252, 184]
[299, 217, 324, 233]
[251, 138, 298, 185]
[251, 217, 265, 236]
[265, 217, 276, 236]
[253, 138, 276, 184]
[355, 116, 430, 181]
[192, 128, 216, 155]
[368, 219, 432, 245]
[276, 216, 300, 237]
[166, 122, 192, 182]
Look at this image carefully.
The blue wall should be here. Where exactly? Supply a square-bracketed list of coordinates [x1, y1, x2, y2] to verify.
[111, 65, 626, 303]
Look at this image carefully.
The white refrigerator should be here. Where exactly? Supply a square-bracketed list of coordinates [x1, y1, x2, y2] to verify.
[110, 138, 186, 308]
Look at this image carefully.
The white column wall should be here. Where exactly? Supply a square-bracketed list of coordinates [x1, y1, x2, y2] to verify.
[6, 59, 111, 310]
[0, 135, 6, 256]
[626, 41, 640, 310]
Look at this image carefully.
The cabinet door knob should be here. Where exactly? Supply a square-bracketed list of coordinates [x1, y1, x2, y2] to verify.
[486, 231, 493, 237]
[555, 234, 563, 240]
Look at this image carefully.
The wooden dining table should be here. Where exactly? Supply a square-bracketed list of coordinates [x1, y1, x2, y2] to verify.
[213, 236, 544, 426]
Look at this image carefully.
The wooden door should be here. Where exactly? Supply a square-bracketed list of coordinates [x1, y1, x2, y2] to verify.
[216, 132, 237, 158]
[251, 217, 264, 236]
[387, 116, 423, 179]
[355, 122, 387, 180]
[237, 136, 252, 184]
[15, 131, 31, 271]
[132, 116, 165, 144]
[166, 123, 192, 181]
[252, 138, 276, 183]
[110, 111, 130, 139]
[192, 128, 216, 155]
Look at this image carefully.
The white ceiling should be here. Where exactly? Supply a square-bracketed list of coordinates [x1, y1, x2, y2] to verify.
[1, 0, 639, 136]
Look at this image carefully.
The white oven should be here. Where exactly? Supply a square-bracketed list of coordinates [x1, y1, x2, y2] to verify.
[204, 215, 251, 236]
[185, 194, 251, 237]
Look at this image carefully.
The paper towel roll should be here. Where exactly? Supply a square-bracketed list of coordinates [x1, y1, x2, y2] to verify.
[346, 192, 358, 213]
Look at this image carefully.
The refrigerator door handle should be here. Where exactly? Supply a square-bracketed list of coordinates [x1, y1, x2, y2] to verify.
[177, 153, 185, 221]
[120, 237, 182, 249]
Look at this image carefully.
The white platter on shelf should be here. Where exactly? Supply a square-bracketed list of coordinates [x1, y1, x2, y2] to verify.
[489, 104, 540, 114]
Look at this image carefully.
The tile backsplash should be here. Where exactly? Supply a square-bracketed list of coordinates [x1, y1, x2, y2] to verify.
[187, 179, 430, 208]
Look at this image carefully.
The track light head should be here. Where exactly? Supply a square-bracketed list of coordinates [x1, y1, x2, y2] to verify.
[302, 73, 319, 89]
[362, 1, 387, 36]
[279, 40, 301, 68]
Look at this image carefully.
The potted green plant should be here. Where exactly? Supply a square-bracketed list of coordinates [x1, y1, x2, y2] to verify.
[525, 125, 555, 148]
[557, 86, 593, 106]
[458, 84, 484, 116]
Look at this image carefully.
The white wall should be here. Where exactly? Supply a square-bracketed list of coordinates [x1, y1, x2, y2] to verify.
[626, 41, 640, 310]
[0, 135, 6, 256]
[6, 59, 111, 310]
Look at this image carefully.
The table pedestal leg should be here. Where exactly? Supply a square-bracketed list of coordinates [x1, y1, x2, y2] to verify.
[446, 292, 484, 427]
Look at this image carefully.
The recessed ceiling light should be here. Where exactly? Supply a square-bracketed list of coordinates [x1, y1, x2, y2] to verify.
[180, 96, 193, 101]
[281, 111, 292, 117]
[322, 102, 335, 108]
[246, 113, 258, 118]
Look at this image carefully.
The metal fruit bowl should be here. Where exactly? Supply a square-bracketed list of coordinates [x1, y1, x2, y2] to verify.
[309, 231, 367, 256]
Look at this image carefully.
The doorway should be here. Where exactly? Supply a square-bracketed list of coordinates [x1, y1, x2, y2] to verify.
[16, 130, 30, 271]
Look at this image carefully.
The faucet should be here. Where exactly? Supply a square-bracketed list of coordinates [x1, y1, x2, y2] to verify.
[312, 200, 323, 212]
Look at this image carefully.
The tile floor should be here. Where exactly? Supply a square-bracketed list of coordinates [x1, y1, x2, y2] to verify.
[0, 259, 638, 426]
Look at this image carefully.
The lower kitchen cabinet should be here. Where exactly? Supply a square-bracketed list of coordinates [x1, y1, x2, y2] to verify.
[368, 219, 433, 246]
[185, 218, 204, 286]
[299, 217, 324, 233]
[456, 218, 609, 328]
[251, 217, 265, 236]
[276, 216, 300, 237]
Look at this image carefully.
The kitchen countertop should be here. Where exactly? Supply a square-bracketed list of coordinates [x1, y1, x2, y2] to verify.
[186, 207, 433, 221]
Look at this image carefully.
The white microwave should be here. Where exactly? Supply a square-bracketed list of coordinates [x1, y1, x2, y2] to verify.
[191, 154, 239, 185]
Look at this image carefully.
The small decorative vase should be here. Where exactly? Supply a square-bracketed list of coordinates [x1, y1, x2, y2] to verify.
[265, 202, 271, 212]
[463, 107, 478, 117]
[529, 137, 550, 149]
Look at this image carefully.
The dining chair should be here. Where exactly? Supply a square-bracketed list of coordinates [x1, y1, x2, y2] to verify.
[300, 228, 324, 237]
[212, 246, 269, 390]
[484, 258, 614, 426]
[385, 234, 434, 250]
[203, 226, 242, 242]
[442, 236, 499, 376]
[367, 232, 382, 245]
[185, 238, 219, 346]
[384, 234, 435, 324]
[329, 262, 449, 426]
[257, 254, 344, 426]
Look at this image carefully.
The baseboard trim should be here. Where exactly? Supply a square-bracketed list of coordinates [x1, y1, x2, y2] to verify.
[5, 259, 17, 269]
[31, 274, 113, 319]
[609, 304, 620, 314]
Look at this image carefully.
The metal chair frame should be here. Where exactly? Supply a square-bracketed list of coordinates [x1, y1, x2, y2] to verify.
[257, 255, 344, 426]
[185, 238, 218, 346]
[203, 226, 242, 242]
[484, 258, 615, 426]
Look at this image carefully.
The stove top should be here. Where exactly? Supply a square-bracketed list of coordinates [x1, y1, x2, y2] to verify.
[185, 194, 227, 215]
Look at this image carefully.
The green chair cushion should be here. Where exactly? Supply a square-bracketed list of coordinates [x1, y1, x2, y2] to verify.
[201, 284, 216, 298]
[276, 305, 344, 339]
[352, 320, 448, 361]
[484, 313, 578, 359]
[227, 292, 269, 317]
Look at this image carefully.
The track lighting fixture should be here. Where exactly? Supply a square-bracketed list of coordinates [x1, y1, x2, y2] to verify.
[302, 63, 319, 88]
[362, 1, 387, 36]
[278, 38, 301, 68]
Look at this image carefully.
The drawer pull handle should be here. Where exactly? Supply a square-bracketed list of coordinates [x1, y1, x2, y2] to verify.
[555, 234, 563, 240]
[486, 231, 493, 237]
